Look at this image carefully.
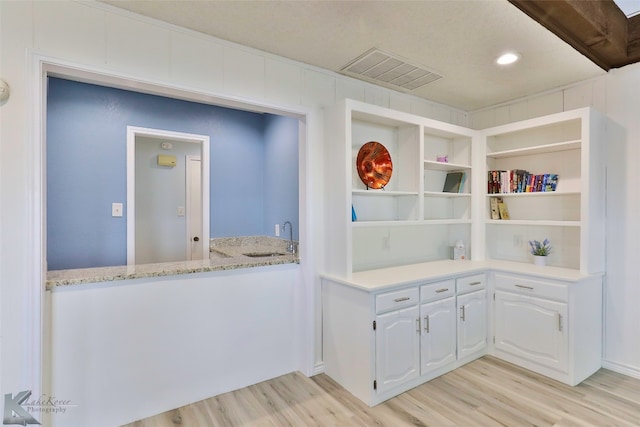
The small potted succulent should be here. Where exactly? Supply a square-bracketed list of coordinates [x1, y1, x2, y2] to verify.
[529, 238, 551, 266]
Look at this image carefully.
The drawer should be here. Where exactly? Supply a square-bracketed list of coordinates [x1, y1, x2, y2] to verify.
[376, 287, 419, 314]
[420, 279, 455, 303]
[456, 274, 486, 294]
[494, 273, 568, 301]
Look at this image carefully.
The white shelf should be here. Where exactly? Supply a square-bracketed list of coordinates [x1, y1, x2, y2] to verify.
[486, 191, 580, 198]
[425, 191, 471, 197]
[351, 220, 423, 227]
[424, 219, 472, 225]
[353, 219, 472, 227]
[423, 160, 472, 171]
[487, 140, 581, 159]
[352, 190, 418, 196]
[486, 219, 581, 227]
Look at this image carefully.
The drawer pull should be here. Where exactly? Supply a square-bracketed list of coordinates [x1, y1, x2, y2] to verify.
[394, 296, 410, 302]
[469, 281, 482, 286]
[424, 315, 430, 333]
[435, 288, 449, 293]
[515, 284, 534, 290]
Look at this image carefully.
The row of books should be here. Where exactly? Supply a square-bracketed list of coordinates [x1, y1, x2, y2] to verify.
[488, 170, 558, 194]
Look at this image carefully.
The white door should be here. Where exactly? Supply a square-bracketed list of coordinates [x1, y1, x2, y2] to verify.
[494, 291, 568, 372]
[457, 289, 487, 360]
[421, 297, 456, 374]
[375, 305, 420, 394]
[186, 156, 204, 260]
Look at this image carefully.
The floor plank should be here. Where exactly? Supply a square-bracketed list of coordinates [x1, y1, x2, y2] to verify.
[122, 356, 640, 427]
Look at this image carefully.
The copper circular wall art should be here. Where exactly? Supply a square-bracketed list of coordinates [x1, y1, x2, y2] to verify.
[356, 141, 393, 189]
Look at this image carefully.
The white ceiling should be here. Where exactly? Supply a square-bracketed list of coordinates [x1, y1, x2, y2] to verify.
[100, 0, 607, 111]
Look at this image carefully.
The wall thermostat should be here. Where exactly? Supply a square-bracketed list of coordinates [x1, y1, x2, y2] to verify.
[158, 154, 177, 167]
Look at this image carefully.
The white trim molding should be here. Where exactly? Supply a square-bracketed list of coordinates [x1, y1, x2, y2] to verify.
[602, 359, 640, 379]
[126, 126, 210, 265]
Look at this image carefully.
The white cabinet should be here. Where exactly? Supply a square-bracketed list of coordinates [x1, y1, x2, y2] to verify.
[491, 272, 601, 385]
[420, 297, 456, 374]
[375, 305, 420, 394]
[323, 272, 489, 406]
[456, 273, 488, 362]
[494, 291, 568, 372]
[457, 289, 487, 361]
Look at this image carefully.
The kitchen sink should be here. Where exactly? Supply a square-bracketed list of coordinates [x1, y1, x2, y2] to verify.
[243, 252, 287, 258]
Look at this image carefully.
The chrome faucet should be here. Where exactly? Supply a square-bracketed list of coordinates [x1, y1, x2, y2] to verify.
[282, 221, 297, 254]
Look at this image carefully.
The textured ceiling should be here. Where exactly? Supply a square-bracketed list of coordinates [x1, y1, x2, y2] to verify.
[100, 0, 606, 111]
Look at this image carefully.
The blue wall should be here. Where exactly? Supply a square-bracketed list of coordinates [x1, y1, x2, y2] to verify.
[47, 77, 298, 270]
[264, 114, 300, 241]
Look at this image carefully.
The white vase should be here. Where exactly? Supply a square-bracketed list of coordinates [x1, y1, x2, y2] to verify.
[533, 255, 547, 266]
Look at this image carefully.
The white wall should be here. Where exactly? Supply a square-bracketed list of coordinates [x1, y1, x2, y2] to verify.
[470, 65, 640, 378]
[0, 1, 467, 425]
[50, 264, 298, 427]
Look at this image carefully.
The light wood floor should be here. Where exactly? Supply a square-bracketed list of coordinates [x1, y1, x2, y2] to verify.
[123, 356, 640, 426]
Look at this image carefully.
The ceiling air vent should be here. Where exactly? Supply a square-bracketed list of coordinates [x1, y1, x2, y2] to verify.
[340, 48, 442, 92]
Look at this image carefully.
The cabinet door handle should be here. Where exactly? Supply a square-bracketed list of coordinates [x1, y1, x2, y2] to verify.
[424, 315, 430, 333]
[394, 297, 410, 302]
[416, 318, 421, 332]
[558, 313, 563, 332]
[469, 281, 482, 286]
[515, 284, 534, 290]
[435, 288, 449, 293]
[460, 306, 466, 322]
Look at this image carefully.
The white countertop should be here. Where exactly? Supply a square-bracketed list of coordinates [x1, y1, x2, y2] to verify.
[321, 259, 600, 292]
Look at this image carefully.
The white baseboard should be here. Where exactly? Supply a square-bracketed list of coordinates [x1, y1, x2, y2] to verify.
[602, 359, 640, 379]
[312, 362, 324, 376]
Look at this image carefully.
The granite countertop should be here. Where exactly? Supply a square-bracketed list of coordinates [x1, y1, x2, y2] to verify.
[46, 236, 299, 289]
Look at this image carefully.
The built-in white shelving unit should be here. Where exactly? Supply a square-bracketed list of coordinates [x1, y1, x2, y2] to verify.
[324, 99, 478, 276]
[481, 108, 605, 274]
[322, 103, 606, 407]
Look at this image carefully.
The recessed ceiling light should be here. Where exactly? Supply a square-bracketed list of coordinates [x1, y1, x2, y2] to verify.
[496, 52, 520, 65]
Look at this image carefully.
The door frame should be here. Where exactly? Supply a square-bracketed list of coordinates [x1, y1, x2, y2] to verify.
[185, 155, 202, 261]
[126, 126, 210, 265]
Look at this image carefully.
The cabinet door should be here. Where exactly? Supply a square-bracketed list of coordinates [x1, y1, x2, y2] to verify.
[457, 289, 487, 360]
[375, 305, 420, 394]
[494, 291, 568, 372]
[420, 297, 456, 374]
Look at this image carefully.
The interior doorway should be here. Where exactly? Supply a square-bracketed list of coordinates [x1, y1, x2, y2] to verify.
[126, 126, 210, 265]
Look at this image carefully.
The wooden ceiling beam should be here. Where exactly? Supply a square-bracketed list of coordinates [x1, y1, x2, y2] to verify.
[508, 0, 640, 70]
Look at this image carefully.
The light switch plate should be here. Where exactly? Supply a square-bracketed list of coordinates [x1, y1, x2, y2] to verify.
[177, 206, 185, 217]
[112, 203, 123, 217]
